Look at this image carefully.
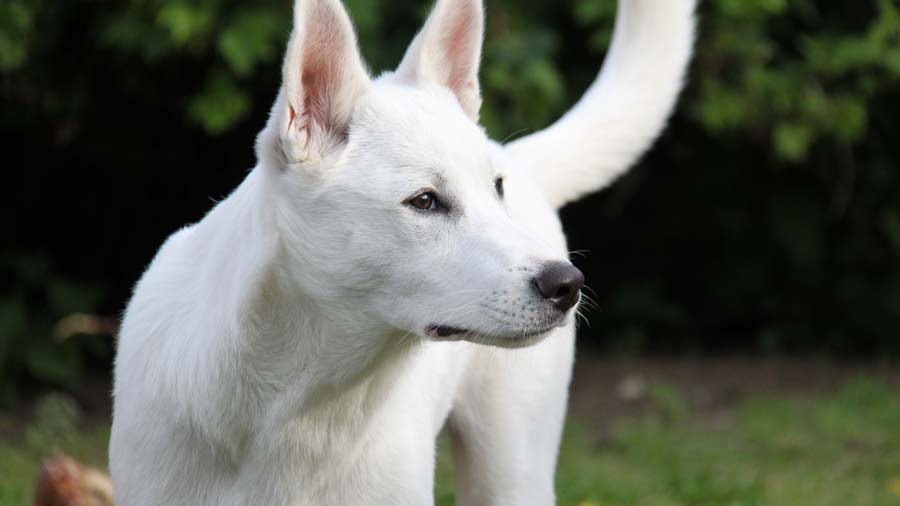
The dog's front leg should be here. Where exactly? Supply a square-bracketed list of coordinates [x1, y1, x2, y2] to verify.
[447, 328, 576, 506]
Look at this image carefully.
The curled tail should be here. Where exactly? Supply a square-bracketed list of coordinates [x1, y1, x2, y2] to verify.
[505, 0, 697, 209]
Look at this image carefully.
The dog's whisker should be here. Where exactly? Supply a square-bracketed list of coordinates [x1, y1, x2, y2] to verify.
[582, 284, 601, 300]
[578, 293, 600, 313]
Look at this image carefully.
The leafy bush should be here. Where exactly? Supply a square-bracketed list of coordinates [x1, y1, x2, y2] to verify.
[0, 255, 109, 407]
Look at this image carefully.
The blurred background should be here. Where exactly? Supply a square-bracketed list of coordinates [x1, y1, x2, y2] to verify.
[2, 0, 900, 505]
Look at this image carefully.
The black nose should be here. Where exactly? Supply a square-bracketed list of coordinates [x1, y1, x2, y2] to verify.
[532, 262, 585, 312]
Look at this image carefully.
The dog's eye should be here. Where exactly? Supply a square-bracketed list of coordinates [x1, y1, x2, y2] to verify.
[408, 192, 442, 211]
[494, 177, 504, 199]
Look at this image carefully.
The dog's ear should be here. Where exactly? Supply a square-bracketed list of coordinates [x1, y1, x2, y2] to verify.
[395, 0, 484, 121]
[278, 0, 371, 163]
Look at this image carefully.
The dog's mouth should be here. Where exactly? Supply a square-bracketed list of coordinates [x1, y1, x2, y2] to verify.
[425, 324, 468, 339]
[424, 321, 562, 344]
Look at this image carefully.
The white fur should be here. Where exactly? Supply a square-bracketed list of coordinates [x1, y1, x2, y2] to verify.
[109, 0, 695, 505]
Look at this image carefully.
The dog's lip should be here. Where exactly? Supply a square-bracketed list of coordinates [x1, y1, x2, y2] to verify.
[504, 324, 560, 341]
[424, 321, 562, 341]
[425, 324, 467, 339]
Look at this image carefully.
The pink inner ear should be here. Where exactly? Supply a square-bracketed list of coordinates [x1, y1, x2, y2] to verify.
[435, 1, 481, 114]
[298, 6, 343, 133]
[441, 2, 480, 92]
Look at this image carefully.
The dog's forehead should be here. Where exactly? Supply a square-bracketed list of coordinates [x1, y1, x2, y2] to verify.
[353, 83, 494, 179]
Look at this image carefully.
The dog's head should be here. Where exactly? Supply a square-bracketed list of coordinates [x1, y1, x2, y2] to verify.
[257, 0, 582, 348]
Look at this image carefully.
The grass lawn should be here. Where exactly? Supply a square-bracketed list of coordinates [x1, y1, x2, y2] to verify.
[2, 376, 900, 505]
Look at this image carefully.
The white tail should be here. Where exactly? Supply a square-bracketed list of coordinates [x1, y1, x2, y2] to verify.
[504, 0, 696, 209]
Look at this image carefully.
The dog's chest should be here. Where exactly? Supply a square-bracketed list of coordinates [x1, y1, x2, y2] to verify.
[233, 342, 474, 505]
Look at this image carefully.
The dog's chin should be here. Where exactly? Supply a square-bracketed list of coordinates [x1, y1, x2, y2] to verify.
[423, 321, 565, 349]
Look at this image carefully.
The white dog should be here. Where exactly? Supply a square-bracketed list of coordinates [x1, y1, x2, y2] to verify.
[109, 0, 694, 504]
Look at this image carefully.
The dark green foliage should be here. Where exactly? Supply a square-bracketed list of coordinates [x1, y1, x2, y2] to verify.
[0, 255, 110, 407]
[1, 0, 899, 397]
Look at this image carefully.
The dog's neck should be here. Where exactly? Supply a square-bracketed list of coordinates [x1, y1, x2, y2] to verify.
[181, 167, 419, 461]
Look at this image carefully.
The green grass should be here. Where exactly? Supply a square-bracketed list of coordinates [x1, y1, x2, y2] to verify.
[3, 379, 900, 506]
[541, 378, 900, 506]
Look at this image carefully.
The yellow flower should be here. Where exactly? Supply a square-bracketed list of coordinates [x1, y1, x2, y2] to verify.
[888, 476, 900, 496]
[577, 501, 599, 506]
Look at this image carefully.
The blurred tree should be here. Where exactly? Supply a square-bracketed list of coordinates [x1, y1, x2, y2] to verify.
[1, 0, 899, 400]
